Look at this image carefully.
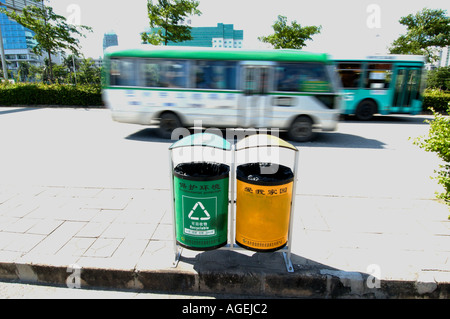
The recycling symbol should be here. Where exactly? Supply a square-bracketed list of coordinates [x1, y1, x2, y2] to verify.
[188, 201, 211, 221]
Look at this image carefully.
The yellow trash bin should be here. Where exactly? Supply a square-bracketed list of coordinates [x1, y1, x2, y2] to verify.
[235, 162, 294, 252]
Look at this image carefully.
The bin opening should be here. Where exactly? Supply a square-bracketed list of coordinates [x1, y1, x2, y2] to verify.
[174, 162, 230, 181]
[236, 162, 294, 185]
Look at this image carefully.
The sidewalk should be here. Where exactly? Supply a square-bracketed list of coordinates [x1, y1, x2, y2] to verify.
[0, 184, 449, 298]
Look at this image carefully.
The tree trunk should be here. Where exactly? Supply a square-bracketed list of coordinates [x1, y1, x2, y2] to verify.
[47, 50, 54, 83]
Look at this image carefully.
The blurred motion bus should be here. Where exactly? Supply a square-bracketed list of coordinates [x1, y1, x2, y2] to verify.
[334, 55, 426, 120]
[102, 46, 341, 142]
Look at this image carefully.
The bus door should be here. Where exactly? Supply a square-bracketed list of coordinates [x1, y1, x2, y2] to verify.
[239, 65, 273, 128]
[392, 67, 422, 111]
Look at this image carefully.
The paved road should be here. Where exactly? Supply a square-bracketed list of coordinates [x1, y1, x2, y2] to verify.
[0, 107, 442, 199]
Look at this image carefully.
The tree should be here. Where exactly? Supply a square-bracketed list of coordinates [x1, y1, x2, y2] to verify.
[77, 58, 101, 85]
[141, 0, 201, 46]
[0, 0, 92, 83]
[0, 60, 13, 80]
[427, 66, 450, 91]
[258, 15, 321, 49]
[17, 62, 31, 82]
[42, 58, 68, 83]
[413, 106, 450, 211]
[389, 8, 450, 63]
[63, 54, 81, 74]
[29, 64, 44, 82]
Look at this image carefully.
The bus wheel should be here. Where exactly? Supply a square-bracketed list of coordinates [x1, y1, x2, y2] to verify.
[287, 116, 315, 142]
[158, 112, 182, 139]
[355, 100, 376, 121]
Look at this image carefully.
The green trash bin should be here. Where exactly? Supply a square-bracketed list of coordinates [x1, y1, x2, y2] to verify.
[173, 161, 229, 250]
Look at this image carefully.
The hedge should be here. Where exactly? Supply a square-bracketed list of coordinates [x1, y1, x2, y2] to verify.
[0, 82, 104, 107]
[422, 89, 450, 113]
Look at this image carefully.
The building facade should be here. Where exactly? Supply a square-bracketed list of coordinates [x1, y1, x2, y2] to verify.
[436, 46, 449, 68]
[103, 32, 118, 51]
[148, 23, 244, 48]
[0, 0, 43, 74]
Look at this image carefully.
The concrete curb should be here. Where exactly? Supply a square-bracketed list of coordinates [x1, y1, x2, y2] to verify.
[1, 261, 449, 298]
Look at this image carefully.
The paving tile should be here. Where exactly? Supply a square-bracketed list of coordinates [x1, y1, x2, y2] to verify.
[57, 237, 96, 257]
[39, 187, 66, 197]
[112, 238, 148, 259]
[0, 232, 21, 250]
[101, 222, 157, 240]
[83, 238, 123, 258]
[114, 208, 164, 224]
[26, 219, 64, 235]
[75, 222, 110, 238]
[59, 187, 103, 198]
[0, 191, 18, 205]
[1, 218, 39, 233]
[90, 209, 121, 223]
[0, 250, 23, 263]
[78, 238, 150, 270]
[0, 216, 20, 232]
[54, 207, 100, 222]
[24, 199, 69, 219]
[1, 200, 40, 218]
[151, 224, 173, 241]
[2, 233, 45, 253]
[136, 240, 175, 271]
[79, 197, 132, 210]
[30, 221, 87, 255]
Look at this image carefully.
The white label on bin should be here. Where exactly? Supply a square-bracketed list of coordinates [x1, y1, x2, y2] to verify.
[184, 229, 216, 236]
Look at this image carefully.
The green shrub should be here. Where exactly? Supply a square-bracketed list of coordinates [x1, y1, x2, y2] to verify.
[427, 66, 450, 91]
[413, 106, 450, 212]
[422, 89, 450, 113]
[0, 82, 103, 107]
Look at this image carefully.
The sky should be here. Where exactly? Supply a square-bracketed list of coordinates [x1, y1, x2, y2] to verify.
[47, 0, 450, 59]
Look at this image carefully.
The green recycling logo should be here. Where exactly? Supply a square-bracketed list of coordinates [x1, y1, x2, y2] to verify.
[182, 196, 217, 236]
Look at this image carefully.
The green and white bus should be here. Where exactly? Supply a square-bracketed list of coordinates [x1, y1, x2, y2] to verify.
[334, 55, 426, 120]
[102, 46, 341, 142]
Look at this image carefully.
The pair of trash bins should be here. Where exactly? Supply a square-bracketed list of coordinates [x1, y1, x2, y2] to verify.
[169, 133, 298, 254]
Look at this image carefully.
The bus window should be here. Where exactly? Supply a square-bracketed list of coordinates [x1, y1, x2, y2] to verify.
[160, 60, 188, 88]
[276, 63, 331, 93]
[141, 60, 162, 87]
[364, 63, 392, 89]
[337, 63, 362, 88]
[110, 59, 137, 86]
[140, 59, 188, 88]
[193, 61, 237, 90]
